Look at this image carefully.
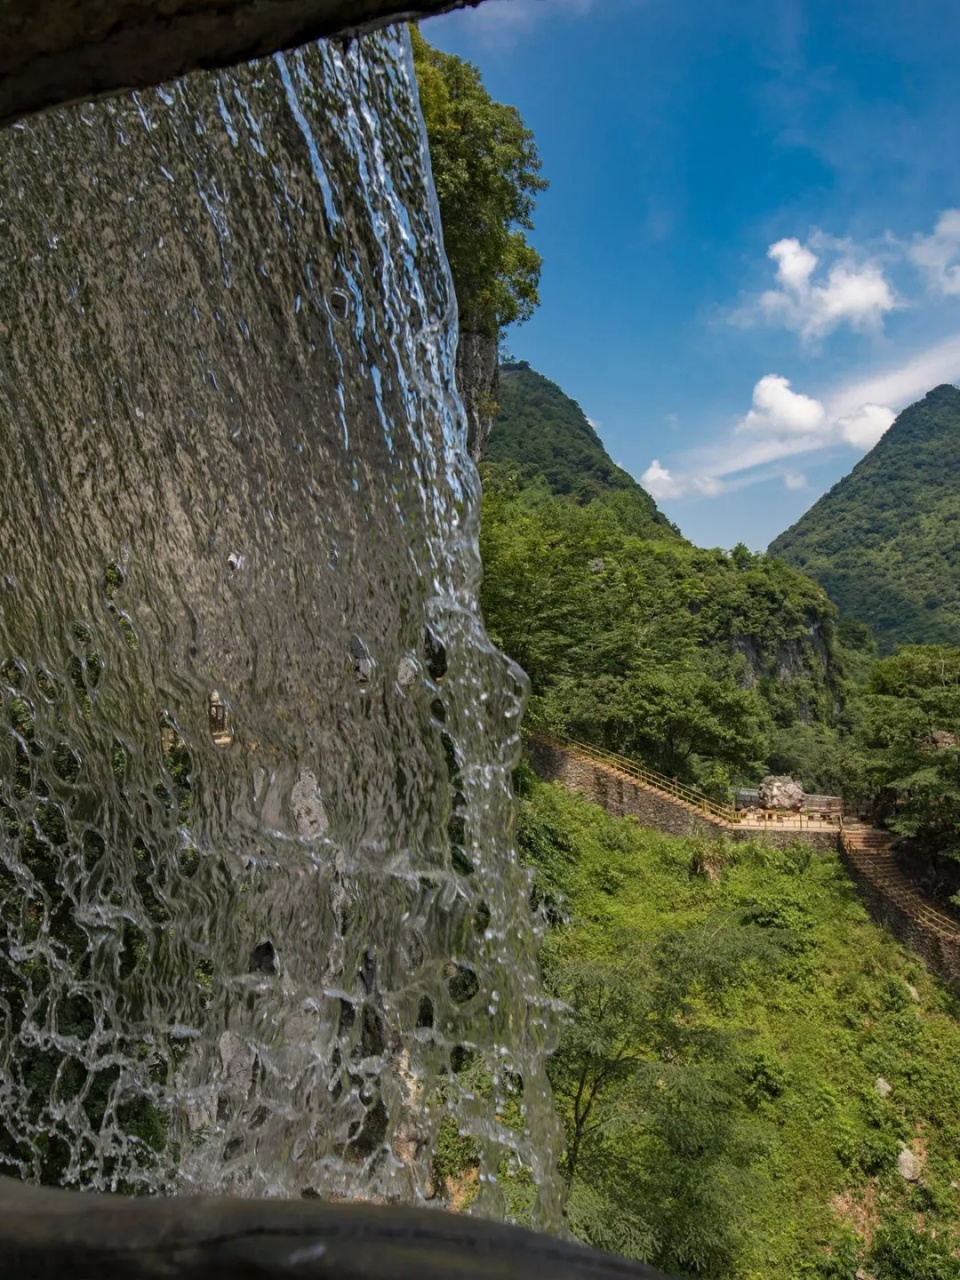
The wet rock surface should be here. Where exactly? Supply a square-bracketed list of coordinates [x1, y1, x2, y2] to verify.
[0, 1, 485, 129]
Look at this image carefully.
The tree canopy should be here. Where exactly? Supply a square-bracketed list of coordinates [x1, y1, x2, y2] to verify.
[478, 365, 848, 792]
[411, 27, 546, 336]
[503, 771, 960, 1278]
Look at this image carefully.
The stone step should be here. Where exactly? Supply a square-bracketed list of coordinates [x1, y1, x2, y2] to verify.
[843, 848, 960, 938]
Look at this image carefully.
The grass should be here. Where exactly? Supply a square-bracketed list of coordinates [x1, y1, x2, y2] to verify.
[516, 773, 960, 1278]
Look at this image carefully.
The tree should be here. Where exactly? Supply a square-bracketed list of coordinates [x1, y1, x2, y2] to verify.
[545, 923, 780, 1277]
[858, 646, 960, 860]
[411, 27, 547, 337]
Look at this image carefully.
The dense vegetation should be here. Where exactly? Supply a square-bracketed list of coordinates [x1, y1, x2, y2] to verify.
[770, 385, 960, 654]
[510, 772, 960, 1279]
[487, 362, 678, 524]
[410, 43, 960, 1276]
[411, 28, 546, 338]
[481, 363, 849, 793]
[837, 645, 960, 901]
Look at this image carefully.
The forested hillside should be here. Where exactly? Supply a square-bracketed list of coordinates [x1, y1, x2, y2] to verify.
[505, 773, 960, 1279]
[487, 361, 677, 530]
[481, 362, 851, 793]
[770, 384, 960, 653]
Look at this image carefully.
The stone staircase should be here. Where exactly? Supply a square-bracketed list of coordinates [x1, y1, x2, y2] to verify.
[527, 731, 960, 980]
[840, 821, 960, 943]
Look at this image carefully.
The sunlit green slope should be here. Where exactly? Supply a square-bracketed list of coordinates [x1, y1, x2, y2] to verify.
[770, 385, 960, 654]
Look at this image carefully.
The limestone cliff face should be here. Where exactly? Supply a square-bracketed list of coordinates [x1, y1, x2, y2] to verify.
[730, 616, 837, 723]
[456, 329, 499, 461]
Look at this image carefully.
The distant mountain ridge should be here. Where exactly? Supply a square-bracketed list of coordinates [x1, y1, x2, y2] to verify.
[769, 384, 960, 652]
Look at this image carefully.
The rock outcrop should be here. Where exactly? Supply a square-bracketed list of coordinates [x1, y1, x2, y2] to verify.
[456, 329, 500, 459]
[758, 775, 804, 811]
[0, 0, 485, 129]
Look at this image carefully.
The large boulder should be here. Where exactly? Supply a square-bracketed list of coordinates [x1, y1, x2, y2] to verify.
[0, 0, 485, 129]
[758, 775, 804, 811]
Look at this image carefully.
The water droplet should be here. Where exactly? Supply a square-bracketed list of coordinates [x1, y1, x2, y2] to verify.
[328, 289, 349, 321]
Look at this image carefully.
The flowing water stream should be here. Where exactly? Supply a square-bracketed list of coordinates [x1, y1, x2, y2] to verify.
[0, 27, 563, 1227]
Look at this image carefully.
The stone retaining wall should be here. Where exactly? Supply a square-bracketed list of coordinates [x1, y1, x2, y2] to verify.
[528, 736, 960, 982]
[526, 738, 839, 850]
[839, 848, 960, 984]
[526, 737, 728, 838]
[734, 826, 839, 853]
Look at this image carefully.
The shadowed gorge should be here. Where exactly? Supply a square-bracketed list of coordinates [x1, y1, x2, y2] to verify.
[0, 28, 563, 1222]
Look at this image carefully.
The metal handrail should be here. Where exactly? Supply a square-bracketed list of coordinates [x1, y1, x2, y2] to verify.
[528, 730, 740, 825]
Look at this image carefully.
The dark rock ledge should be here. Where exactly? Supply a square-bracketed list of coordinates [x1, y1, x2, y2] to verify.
[0, 0, 484, 129]
[0, 1175, 676, 1279]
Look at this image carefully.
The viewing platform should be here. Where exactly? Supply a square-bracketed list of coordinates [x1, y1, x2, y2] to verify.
[735, 808, 841, 834]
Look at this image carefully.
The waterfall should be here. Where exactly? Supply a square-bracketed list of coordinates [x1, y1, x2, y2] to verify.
[0, 28, 563, 1228]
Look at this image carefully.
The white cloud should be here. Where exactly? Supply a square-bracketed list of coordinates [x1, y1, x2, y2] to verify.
[642, 459, 726, 500]
[909, 209, 960, 296]
[738, 374, 825, 435]
[655, 213, 960, 507]
[835, 403, 896, 449]
[641, 459, 682, 500]
[716, 368, 897, 476]
[826, 331, 960, 419]
[755, 235, 897, 342]
[642, 330, 960, 504]
[769, 237, 818, 292]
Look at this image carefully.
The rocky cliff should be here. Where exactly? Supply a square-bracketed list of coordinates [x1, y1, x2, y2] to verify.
[457, 330, 500, 460]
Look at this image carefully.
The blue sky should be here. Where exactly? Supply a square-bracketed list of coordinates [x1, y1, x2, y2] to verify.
[425, 0, 960, 549]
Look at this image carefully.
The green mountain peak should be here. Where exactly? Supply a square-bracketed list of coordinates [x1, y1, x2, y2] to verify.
[769, 383, 960, 652]
[485, 361, 678, 537]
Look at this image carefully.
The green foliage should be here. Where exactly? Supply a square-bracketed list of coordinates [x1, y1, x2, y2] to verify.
[854, 645, 960, 865]
[870, 1217, 960, 1279]
[508, 775, 960, 1278]
[411, 28, 546, 337]
[486, 362, 677, 530]
[770, 384, 960, 653]
[547, 926, 779, 1277]
[480, 426, 845, 783]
